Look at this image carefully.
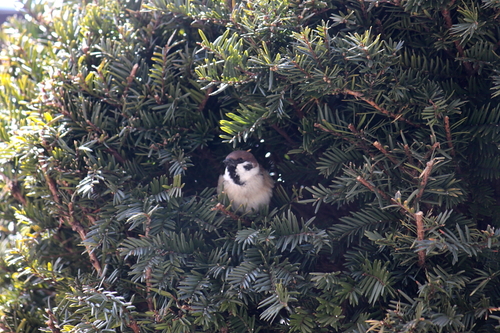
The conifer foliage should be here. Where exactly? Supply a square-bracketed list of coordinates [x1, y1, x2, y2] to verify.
[1, 0, 500, 332]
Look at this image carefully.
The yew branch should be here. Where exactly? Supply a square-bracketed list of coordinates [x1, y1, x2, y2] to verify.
[444, 116, 455, 156]
[416, 160, 435, 202]
[66, 202, 102, 276]
[343, 89, 420, 127]
[356, 176, 391, 200]
[415, 211, 426, 267]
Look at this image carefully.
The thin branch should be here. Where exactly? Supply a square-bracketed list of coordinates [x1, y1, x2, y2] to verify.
[343, 89, 420, 127]
[444, 116, 455, 156]
[356, 176, 391, 200]
[145, 266, 155, 314]
[403, 144, 415, 166]
[104, 147, 126, 164]
[441, 3, 474, 76]
[314, 123, 343, 137]
[424, 142, 440, 160]
[288, 97, 305, 119]
[127, 316, 141, 333]
[212, 202, 241, 221]
[144, 213, 152, 238]
[45, 309, 61, 333]
[212, 202, 253, 226]
[271, 124, 296, 146]
[373, 141, 401, 166]
[66, 202, 103, 276]
[40, 159, 60, 204]
[122, 63, 139, 99]
[416, 160, 435, 202]
[0, 172, 27, 205]
[415, 211, 425, 267]
[403, 144, 419, 177]
[198, 86, 214, 112]
[315, 123, 359, 147]
[348, 124, 375, 159]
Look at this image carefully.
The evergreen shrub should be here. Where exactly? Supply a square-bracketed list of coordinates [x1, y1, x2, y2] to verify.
[1, 0, 500, 332]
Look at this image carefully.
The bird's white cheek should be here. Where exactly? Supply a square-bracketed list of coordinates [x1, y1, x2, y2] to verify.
[236, 164, 260, 182]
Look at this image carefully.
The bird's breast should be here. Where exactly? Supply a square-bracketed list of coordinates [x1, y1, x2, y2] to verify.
[221, 171, 272, 211]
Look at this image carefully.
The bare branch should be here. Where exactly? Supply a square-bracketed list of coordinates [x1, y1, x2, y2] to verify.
[415, 211, 425, 267]
[356, 176, 391, 200]
[444, 116, 455, 156]
[416, 160, 435, 202]
[343, 89, 420, 127]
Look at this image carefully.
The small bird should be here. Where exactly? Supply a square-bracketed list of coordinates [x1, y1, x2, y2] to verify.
[218, 150, 274, 213]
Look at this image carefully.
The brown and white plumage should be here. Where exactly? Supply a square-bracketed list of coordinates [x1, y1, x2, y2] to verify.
[217, 150, 274, 212]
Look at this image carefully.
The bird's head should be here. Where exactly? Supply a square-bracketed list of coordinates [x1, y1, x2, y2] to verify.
[223, 151, 260, 185]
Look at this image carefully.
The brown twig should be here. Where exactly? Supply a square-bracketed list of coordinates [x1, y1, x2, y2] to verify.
[403, 144, 419, 177]
[45, 309, 61, 333]
[416, 160, 435, 202]
[288, 97, 304, 119]
[212, 202, 241, 221]
[0, 172, 27, 205]
[441, 3, 474, 76]
[127, 317, 141, 333]
[144, 213, 152, 238]
[373, 141, 401, 166]
[198, 86, 214, 112]
[145, 266, 155, 314]
[104, 147, 126, 164]
[443, 116, 455, 156]
[415, 211, 426, 267]
[40, 159, 60, 204]
[66, 203, 103, 276]
[356, 176, 391, 200]
[343, 89, 420, 127]
[348, 124, 376, 159]
[424, 142, 440, 160]
[403, 144, 415, 165]
[122, 63, 139, 98]
[314, 123, 342, 137]
[315, 123, 359, 148]
[9, 181, 26, 206]
[271, 124, 296, 146]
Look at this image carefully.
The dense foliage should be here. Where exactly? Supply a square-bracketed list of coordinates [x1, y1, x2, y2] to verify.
[1, 0, 500, 332]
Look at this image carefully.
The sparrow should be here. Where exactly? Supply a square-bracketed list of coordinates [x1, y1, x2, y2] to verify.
[217, 150, 274, 213]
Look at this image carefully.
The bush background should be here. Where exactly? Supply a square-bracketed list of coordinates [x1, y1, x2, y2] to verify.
[1, 0, 500, 332]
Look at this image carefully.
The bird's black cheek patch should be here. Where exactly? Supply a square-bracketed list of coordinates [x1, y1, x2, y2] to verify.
[243, 163, 254, 171]
[227, 165, 245, 186]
